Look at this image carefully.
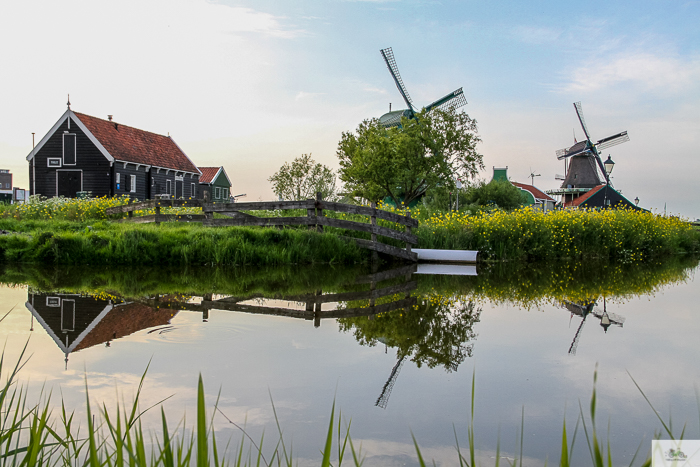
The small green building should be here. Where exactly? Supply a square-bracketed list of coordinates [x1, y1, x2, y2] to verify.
[197, 167, 232, 203]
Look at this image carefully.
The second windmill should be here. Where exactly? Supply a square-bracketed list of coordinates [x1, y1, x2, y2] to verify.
[379, 47, 468, 127]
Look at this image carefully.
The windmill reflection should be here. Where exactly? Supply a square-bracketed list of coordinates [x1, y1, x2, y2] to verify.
[563, 297, 625, 355]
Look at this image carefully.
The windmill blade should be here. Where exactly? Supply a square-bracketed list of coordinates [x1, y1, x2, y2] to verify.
[424, 88, 467, 113]
[380, 48, 415, 112]
[595, 131, 630, 151]
[557, 141, 589, 160]
[379, 110, 405, 127]
[556, 146, 571, 159]
[574, 102, 592, 141]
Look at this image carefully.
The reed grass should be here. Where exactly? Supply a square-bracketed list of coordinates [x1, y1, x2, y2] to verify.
[0, 219, 367, 266]
[0, 344, 695, 466]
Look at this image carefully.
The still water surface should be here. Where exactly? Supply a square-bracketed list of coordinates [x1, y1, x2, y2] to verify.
[0, 259, 698, 466]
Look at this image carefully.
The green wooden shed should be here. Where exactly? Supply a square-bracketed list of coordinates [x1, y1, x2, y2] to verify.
[198, 167, 232, 203]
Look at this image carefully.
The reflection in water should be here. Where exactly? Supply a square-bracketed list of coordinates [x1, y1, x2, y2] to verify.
[1, 256, 698, 466]
[562, 298, 625, 355]
[25, 292, 179, 368]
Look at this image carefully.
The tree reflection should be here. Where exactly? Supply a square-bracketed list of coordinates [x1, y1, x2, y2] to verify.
[338, 293, 481, 372]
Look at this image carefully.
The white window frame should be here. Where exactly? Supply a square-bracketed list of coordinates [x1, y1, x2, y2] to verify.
[215, 186, 221, 199]
[62, 133, 77, 166]
[223, 188, 228, 200]
[130, 174, 137, 193]
[47, 158, 62, 168]
[166, 179, 172, 195]
[191, 183, 195, 198]
[61, 299, 76, 332]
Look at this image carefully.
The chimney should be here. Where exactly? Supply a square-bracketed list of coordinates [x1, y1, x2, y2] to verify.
[108, 115, 113, 121]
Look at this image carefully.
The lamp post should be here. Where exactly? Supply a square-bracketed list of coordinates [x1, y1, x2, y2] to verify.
[603, 156, 615, 208]
[634, 196, 639, 206]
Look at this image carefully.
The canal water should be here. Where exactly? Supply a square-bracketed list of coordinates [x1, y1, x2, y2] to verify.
[0, 257, 698, 466]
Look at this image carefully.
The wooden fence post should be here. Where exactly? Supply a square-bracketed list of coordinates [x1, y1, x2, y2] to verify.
[370, 201, 378, 262]
[405, 211, 412, 254]
[316, 192, 323, 233]
[155, 200, 161, 225]
[307, 196, 315, 231]
[128, 198, 133, 219]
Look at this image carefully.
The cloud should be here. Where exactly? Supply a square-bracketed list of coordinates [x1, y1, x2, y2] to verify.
[562, 52, 700, 94]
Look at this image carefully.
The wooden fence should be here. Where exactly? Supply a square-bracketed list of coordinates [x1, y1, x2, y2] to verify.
[105, 195, 418, 261]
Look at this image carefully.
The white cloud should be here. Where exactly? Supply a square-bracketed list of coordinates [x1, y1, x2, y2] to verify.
[563, 52, 700, 94]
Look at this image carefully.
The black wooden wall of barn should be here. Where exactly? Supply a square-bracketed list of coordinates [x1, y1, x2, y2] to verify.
[29, 118, 111, 198]
[30, 116, 201, 200]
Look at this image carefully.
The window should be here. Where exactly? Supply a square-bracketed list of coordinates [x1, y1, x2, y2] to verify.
[215, 186, 221, 199]
[63, 133, 76, 165]
[130, 175, 136, 193]
[223, 188, 228, 200]
[166, 179, 171, 195]
[191, 183, 195, 198]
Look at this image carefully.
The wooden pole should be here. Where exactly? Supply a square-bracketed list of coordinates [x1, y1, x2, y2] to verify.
[370, 201, 378, 262]
[128, 198, 133, 219]
[316, 192, 324, 233]
[405, 211, 412, 254]
[155, 200, 161, 225]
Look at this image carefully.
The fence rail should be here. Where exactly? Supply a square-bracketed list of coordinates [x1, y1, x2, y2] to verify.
[105, 195, 418, 261]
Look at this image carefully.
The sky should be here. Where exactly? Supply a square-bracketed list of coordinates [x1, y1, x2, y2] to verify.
[1, 0, 698, 218]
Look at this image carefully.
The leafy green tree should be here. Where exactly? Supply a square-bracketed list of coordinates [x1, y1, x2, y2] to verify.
[268, 154, 337, 201]
[337, 108, 483, 208]
[462, 180, 524, 210]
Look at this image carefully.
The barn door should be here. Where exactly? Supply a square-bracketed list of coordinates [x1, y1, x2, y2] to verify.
[57, 171, 82, 198]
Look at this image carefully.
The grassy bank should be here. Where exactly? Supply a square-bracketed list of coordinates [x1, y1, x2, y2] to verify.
[3, 196, 699, 264]
[413, 207, 700, 261]
[0, 218, 366, 266]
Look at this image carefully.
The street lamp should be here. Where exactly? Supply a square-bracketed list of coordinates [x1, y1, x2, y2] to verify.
[634, 196, 639, 206]
[604, 155, 615, 176]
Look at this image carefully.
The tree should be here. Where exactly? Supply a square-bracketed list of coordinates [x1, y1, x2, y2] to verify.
[336, 108, 483, 208]
[268, 154, 337, 201]
[462, 180, 524, 210]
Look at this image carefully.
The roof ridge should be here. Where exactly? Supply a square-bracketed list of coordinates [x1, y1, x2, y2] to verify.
[73, 111, 171, 140]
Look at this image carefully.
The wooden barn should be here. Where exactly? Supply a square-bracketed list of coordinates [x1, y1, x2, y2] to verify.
[27, 106, 201, 199]
[197, 166, 232, 202]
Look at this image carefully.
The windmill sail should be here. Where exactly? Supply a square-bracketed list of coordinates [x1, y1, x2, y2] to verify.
[595, 131, 630, 151]
[574, 102, 591, 141]
[425, 88, 467, 113]
[380, 48, 415, 113]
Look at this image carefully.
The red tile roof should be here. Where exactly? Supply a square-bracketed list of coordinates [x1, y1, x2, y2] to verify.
[511, 182, 555, 202]
[74, 112, 199, 173]
[564, 185, 604, 207]
[198, 167, 221, 184]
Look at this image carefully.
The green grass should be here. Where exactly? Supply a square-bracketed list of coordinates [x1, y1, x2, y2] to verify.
[413, 207, 700, 261]
[0, 219, 367, 266]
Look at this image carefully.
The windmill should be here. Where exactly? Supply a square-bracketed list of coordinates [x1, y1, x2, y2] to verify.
[556, 102, 629, 188]
[378, 47, 468, 127]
